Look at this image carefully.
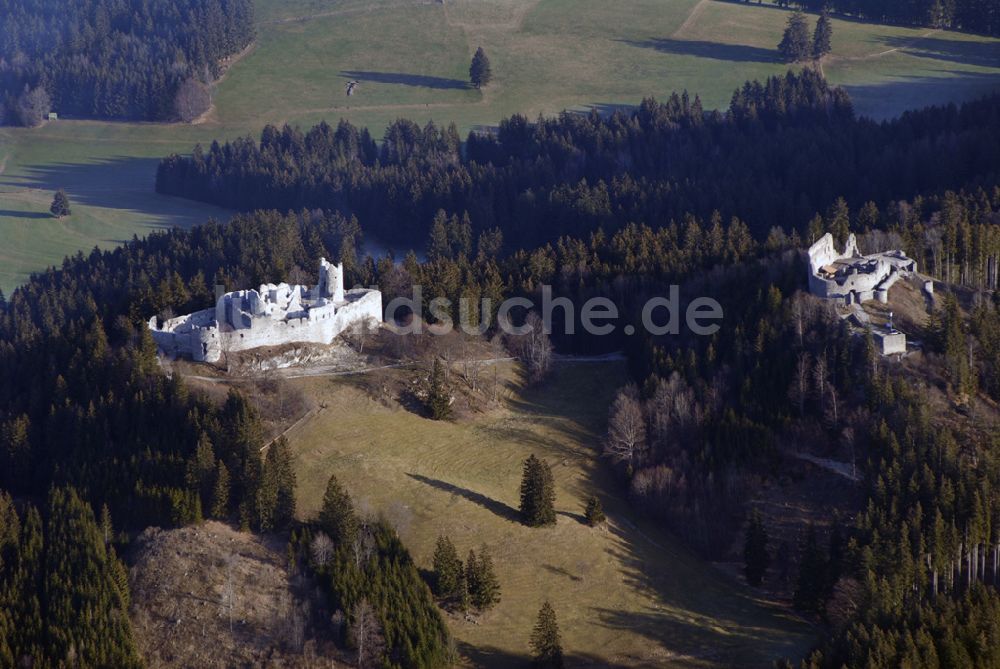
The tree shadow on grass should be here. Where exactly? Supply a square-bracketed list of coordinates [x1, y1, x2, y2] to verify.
[842, 69, 1000, 120]
[0, 209, 53, 219]
[617, 37, 780, 63]
[590, 519, 815, 666]
[0, 156, 232, 231]
[879, 35, 1000, 69]
[341, 70, 471, 90]
[456, 642, 635, 668]
[542, 563, 582, 582]
[406, 473, 521, 523]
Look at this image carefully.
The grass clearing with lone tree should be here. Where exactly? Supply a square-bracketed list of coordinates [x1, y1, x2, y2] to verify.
[1, 0, 999, 293]
[286, 360, 814, 667]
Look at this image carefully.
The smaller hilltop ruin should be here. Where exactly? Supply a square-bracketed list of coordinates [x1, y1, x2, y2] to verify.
[149, 258, 381, 363]
[806, 233, 917, 356]
[806, 233, 915, 306]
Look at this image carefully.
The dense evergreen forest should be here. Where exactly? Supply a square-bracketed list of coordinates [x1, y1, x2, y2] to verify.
[2, 183, 999, 665]
[5, 69, 1000, 666]
[766, 0, 1000, 36]
[157, 71, 1000, 251]
[0, 0, 254, 125]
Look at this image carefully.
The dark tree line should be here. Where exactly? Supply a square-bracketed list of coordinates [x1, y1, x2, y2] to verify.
[0, 488, 141, 668]
[291, 477, 452, 668]
[766, 0, 1000, 36]
[0, 0, 255, 124]
[157, 71, 1000, 252]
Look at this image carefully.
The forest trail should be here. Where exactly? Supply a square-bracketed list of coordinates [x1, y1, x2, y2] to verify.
[830, 28, 943, 63]
[259, 1, 437, 26]
[671, 0, 711, 39]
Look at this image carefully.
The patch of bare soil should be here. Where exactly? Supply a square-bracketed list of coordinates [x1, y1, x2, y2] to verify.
[129, 521, 346, 668]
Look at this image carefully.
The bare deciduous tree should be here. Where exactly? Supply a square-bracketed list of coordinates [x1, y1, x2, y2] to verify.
[310, 532, 335, 566]
[174, 78, 211, 122]
[509, 311, 553, 384]
[605, 385, 647, 470]
[350, 598, 386, 669]
[789, 352, 812, 416]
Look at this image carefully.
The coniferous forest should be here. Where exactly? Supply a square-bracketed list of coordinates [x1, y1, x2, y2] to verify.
[763, 0, 1000, 37]
[6, 64, 1000, 666]
[156, 70, 1000, 250]
[0, 0, 255, 125]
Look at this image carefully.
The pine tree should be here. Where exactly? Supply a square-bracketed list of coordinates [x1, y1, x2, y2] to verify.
[519, 454, 556, 527]
[778, 11, 811, 63]
[743, 510, 770, 586]
[469, 47, 493, 89]
[530, 601, 563, 668]
[427, 358, 452, 420]
[319, 473, 359, 546]
[813, 9, 833, 59]
[49, 189, 71, 217]
[584, 495, 605, 527]
[210, 459, 230, 519]
[432, 535, 466, 608]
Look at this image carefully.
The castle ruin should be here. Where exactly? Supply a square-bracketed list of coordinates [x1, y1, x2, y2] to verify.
[806, 233, 915, 305]
[148, 258, 382, 363]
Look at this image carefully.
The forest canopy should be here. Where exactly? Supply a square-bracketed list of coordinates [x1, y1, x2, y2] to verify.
[0, 0, 255, 124]
[156, 71, 1000, 250]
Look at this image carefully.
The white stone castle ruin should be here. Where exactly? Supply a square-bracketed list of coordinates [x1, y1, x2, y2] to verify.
[806, 233, 915, 305]
[148, 258, 382, 363]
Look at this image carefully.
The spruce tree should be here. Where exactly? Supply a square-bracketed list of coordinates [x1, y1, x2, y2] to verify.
[427, 358, 452, 420]
[519, 454, 556, 527]
[427, 210, 451, 261]
[432, 535, 466, 607]
[813, 9, 833, 59]
[793, 524, 828, 614]
[275, 439, 297, 528]
[530, 601, 563, 668]
[319, 473, 359, 546]
[778, 11, 811, 63]
[743, 510, 770, 586]
[469, 47, 493, 89]
[261, 437, 296, 530]
[584, 495, 605, 527]
[465, 548, 480, 607]
[468, 545, 501, 611]
[186, 433, 216, 511]
[49, 189, 71, 217]
[210, 459, 230, 519]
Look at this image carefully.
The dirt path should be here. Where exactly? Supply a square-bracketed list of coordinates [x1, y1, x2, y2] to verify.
[441, 0, 542, 32]
[792, 452, 860, 482]
[191, 41, 258, 126]
[671, 0, 710, 39]
[260, 1, 437, 26]
[828, 28, 942, 63]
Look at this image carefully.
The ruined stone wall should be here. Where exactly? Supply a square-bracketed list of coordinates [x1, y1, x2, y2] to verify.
[149, 259, 382, 363]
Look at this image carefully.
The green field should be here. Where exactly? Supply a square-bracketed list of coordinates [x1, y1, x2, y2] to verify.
[2, 0, 1000, 293]
[287, 360, 814, 667]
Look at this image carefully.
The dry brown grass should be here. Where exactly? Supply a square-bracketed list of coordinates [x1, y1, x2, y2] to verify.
[129, 521, 347, 668]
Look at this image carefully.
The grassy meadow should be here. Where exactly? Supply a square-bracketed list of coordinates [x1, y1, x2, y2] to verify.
[286, 360, 814, 667]
[1, 0, 999, 292]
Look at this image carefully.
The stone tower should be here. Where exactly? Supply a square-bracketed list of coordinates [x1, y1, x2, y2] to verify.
[318, 257, 345, 302]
